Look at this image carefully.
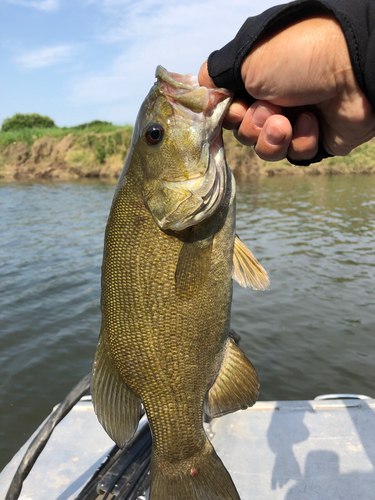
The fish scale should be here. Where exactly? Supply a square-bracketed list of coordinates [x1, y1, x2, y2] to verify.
[103, 170, 233, 466]
[91, 66, 269, 499]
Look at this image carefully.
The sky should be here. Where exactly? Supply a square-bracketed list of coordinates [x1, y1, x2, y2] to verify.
[0, 0, 280, 127]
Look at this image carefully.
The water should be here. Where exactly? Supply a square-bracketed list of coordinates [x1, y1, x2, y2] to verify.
[1, 175, 374, 471]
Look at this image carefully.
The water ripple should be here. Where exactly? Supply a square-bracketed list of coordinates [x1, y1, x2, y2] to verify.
[1, 175, 375, 470]
[232, 175, 375, 404]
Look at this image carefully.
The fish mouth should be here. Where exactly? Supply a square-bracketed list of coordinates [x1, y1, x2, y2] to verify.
[153, 66, 233, 231]
[156, 65, 200, 91]
[155, 65, 232, 119]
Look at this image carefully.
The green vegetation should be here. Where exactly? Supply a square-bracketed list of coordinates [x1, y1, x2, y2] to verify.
[325, 141, 375, 172]
[0, 114, 374, 180]
[0, 120, 132, 148]
[1, 113, 56, 132]
[0, 127, 68, 147]
[66, 120, 115, 132]
[70, 125, 133, 166]
[223, 129, 375, 176]
[0, 122, 133, 147]
[0, 113, 130, 145]
[0, 116, 134, 179]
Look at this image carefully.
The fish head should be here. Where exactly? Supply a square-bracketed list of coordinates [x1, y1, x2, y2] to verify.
[131, 65, 233, 231]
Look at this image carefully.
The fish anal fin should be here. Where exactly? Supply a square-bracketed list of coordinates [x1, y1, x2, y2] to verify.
[232, 234, 270, 290]
[91, 334, 141, 447]
[206, 337, 259, 418]
[175, 240, 212, 298]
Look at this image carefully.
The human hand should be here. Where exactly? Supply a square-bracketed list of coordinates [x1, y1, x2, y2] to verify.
[199, 15, 375, 163]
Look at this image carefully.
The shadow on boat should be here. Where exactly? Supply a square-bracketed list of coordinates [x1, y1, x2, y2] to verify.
[266, 399, 375, 500]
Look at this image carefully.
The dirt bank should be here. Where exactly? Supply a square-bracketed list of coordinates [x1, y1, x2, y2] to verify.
[0, 134, 126, 181]
[1, 129, 375, 182]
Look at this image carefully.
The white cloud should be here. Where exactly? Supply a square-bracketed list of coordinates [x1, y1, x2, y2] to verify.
[15, 44, 77, 69]
[68, 0, 280, 123]
[94, 0, 254, 44]
[5, 0, 60, 11]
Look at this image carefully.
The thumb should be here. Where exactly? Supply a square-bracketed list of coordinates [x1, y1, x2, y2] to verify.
[198, 60, 217, 88]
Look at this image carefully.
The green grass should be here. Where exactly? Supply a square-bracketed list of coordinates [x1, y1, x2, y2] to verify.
[326, 141, 375, 171]
[0, 123, 135, 179]
[1, 122, 375, 178]
[0, 124, 134, 148]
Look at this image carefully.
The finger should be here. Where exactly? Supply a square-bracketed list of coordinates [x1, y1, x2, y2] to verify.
[234, 100, 283, 146]
[288, 112, 319, 161]
[198, 60, 216, 88]
[223, 98, 248, 130]
[255, 114, 293, 161]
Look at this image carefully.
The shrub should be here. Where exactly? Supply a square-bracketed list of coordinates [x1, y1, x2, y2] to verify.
[105, 136, 116, 156]
[95, 144, 106, 164]
[69, 120, 113, 132]
[1, 113, 56, 132]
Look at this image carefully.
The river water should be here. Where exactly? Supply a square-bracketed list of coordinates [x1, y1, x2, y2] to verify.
[1, 174, 374, 470]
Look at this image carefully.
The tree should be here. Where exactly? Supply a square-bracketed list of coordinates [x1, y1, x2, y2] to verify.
[1, 113, 56, 132]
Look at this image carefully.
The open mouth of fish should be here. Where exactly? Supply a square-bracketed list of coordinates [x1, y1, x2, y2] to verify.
[154, 65, 233, 231]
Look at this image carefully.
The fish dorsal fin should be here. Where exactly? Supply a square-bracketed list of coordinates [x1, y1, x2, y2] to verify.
[232, 234, 270, 290]
[205, 337, 259, 418]
[91, 333, 141, 447]
[175, 239, 212, 298]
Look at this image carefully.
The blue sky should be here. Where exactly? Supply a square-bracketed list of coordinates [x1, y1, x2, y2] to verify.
[1, 0, 279, 127]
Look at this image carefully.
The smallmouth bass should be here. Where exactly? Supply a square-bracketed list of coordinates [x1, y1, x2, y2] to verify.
[91, 66, 269, 500]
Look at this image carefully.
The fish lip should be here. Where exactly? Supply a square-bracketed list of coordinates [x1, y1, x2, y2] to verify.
[155, 65, 199, 90]
[155, 65, 233, 115]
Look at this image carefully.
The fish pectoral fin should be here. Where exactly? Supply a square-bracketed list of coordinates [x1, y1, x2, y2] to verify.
[205, 337, 259, 418]
[175, 239, 212, 298]
[91, 335, 141, 447]
[232, 234, 270, 290]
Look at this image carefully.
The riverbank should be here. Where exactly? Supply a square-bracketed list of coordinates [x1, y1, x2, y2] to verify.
[1, 125, 374, 181]
[0, 123, 133, 182]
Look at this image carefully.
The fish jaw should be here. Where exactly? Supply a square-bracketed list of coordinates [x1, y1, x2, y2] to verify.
[145, 137, 227, 231]
[132, 66, 233, 232]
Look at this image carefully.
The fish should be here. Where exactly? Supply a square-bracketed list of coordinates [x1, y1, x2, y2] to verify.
[91, 65, 270, 500]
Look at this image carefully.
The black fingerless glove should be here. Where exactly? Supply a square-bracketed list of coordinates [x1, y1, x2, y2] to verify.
[207, 0, 375, 165]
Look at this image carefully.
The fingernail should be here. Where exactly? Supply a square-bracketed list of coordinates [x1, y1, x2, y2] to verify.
[252, 105, 274, 128]
[295, 114, 312, 137]
[265, 123, 286, 146]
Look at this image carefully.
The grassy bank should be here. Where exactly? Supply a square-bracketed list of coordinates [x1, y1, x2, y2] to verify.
[0, 123, 134, 181]
[223, 131, 375, 177]
[1, 124, 375, 182]
[0, 121, 128, 147]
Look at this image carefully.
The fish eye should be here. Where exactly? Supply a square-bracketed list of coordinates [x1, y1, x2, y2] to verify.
[145, 123, 164, 145]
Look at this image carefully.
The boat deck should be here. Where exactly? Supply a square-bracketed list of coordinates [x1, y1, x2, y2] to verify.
[211, 398, 375, 500]
[1, 398, 375, 499]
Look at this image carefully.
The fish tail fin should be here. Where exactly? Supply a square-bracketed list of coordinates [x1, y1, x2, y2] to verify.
[149, 442, 240, 500]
